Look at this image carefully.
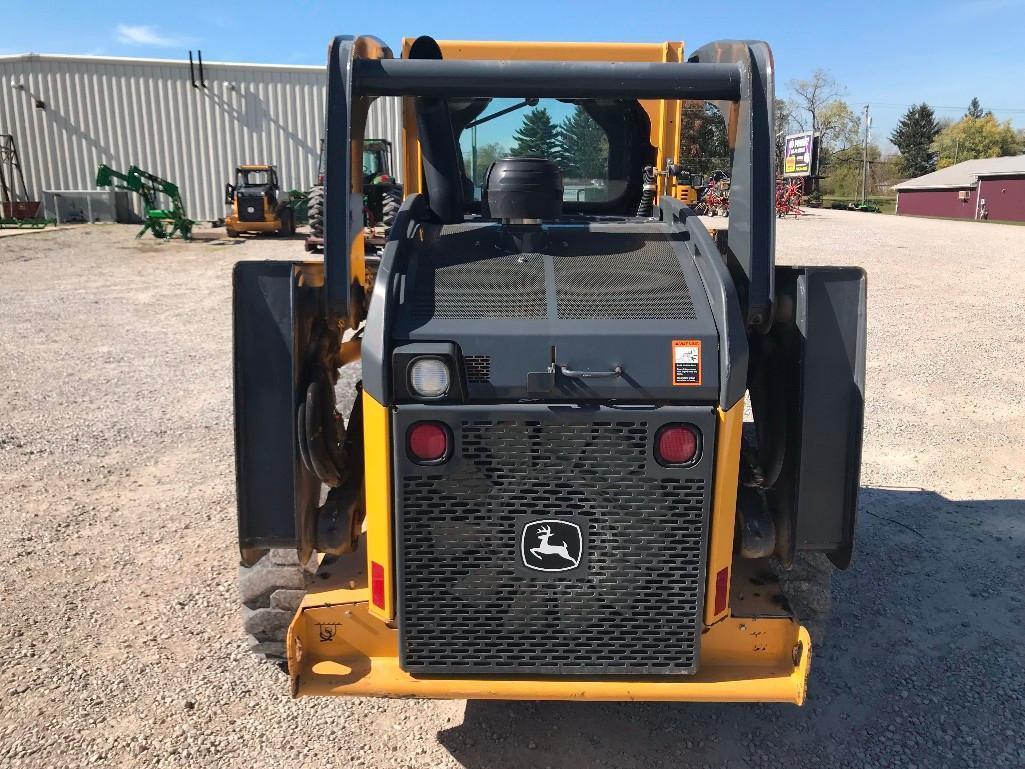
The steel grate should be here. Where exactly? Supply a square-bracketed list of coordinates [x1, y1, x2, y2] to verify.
[398, 418, 709, 675]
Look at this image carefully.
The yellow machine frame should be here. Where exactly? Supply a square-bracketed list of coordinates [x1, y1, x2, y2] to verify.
[400, 40, 687, 205]
[287, 39, 812, 705]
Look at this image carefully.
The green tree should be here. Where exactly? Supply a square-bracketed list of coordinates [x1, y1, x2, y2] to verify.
[966, 97, 985, 119]
[472, 142, 507, 186]
[788, 70, 860, 151]
[787, 70, 860, 192]
[814, 100, 861, 194]
[932, 113, 1024, 168]
[510, 107, 561, 160]
[773, 98, 796, 168]
[820, 143, 882, 197]
[679, 101, 730, 175]
[558, 106, 608, 179]
[890, 103, 940, 178]
[814, 100, 861, 153]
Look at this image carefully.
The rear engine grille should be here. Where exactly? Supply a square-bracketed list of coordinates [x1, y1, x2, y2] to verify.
[237, 195, 265, 222]
[398, 418, 709, 675]
[552, 241, 696, 320]
[407, 223, 697, 322]
[409, 254, 547, 320]
[463, 355, 492, 384]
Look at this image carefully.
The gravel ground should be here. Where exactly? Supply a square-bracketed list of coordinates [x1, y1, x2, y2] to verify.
[1, 211, 1023, 769]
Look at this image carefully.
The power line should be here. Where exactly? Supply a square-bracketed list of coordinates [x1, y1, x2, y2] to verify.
[848, 101, 1025, 114]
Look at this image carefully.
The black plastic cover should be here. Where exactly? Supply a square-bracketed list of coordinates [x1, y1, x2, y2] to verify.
[482, 157, 564, 221]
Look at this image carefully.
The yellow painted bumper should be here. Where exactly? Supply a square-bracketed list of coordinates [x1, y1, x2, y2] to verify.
[225, 215, 280, 232]
[286, 560, 811, 705]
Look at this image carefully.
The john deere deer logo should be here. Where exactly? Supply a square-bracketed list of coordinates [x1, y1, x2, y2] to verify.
[520, 519, 584, 572]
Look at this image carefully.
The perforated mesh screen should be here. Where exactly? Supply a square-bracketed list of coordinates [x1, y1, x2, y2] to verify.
[398, 417, 710, 675]
[406, 223, 697, 323]
[409, 254, 546, 320]
[553, 243, 696, 320]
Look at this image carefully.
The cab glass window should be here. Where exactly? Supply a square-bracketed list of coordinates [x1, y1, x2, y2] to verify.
[457, 99, 616, 203]
[237, 169, 271, 188]
[363, 150, 382, 177]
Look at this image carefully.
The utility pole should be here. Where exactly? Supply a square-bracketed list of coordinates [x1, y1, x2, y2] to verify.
[860, 104, 871, 204]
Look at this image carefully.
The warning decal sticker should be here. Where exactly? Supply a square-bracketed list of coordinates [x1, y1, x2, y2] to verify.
[672, 340, 702, 386]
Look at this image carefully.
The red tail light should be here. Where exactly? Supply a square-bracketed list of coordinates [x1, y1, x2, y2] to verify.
[655, 424, 700, 465]
[407, 421, 450, 464]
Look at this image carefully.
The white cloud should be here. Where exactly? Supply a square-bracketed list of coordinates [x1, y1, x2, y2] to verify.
[115, 24, 184, 48]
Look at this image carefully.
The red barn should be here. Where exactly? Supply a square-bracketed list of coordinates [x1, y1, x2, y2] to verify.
[893, 156, 1025, 223]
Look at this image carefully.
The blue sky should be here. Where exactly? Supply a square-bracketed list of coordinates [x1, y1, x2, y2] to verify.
[4, 0, 1024, 147]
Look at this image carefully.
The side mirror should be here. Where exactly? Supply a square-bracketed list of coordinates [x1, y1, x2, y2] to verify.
[224, 183, 235, 205]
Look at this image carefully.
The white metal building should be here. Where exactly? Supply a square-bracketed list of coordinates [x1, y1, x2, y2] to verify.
[0, 53, 403, 222]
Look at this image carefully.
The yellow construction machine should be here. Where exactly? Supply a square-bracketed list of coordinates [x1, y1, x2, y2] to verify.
[233, 35, 866, 706]
[224, 164, 296, 237]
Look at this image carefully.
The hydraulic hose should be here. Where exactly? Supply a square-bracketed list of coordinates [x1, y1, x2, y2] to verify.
[636, 166, 656, 217]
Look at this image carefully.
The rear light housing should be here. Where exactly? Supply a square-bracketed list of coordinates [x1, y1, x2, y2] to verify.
[408, 357, 451, 398]
[391, 344, 466, 403]
[407, 421, 451, 464]
[654, 423, 701, 466]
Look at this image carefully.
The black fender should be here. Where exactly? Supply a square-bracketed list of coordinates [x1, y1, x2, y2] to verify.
[233, 261, 323, 565]
[759, 266, 867, 569]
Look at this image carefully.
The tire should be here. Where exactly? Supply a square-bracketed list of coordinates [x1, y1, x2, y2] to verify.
[307, 185, 324, 239]
[226, 228, 239, 238]
[773, 552, 833, 644]
[239, 549, 317, 663]
[277, 207, 295, 236]
[381, 186, 401, 229]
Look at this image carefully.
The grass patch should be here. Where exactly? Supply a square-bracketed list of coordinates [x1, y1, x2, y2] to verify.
[818, 196, 897, 215]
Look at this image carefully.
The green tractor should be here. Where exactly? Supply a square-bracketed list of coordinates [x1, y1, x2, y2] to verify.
[306, 138, 402, 252]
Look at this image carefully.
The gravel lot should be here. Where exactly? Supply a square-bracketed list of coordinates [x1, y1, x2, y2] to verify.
[1, 210, 1024, 769]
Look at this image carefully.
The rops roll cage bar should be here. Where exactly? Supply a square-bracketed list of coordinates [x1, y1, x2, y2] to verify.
[324, 35, 776, 331]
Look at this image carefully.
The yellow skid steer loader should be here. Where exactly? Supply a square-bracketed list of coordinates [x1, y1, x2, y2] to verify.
[233, 35, 866, 705]
[224, 164, 296, 237]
